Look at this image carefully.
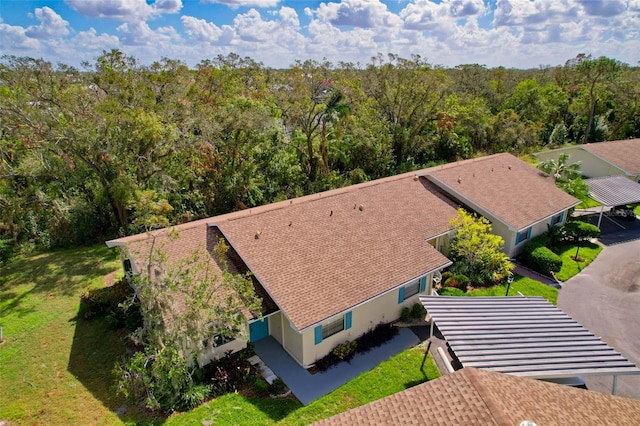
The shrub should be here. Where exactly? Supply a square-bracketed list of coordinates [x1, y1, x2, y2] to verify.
[269, 378, 287, 396]
[444, 274, 470, 292]
[562, 221, 600, 242]
[400, 307, 411, 322]
[521, 235, 562, 274]
[0, 238, 15, 263]
[80, 277, 134, 318]
[203, 352, 253, 397]
[441, 271, 453, 283]
[410, 302, 425, 319]
[332, 340, 358, 361]
[253, 377, 269, 395]
[438, 287, 465, 296]
[315, 322, 398, 371]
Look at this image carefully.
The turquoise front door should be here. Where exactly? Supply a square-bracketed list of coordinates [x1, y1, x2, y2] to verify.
[249, 317, 269, 342]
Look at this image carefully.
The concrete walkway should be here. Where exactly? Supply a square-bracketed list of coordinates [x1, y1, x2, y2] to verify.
[253, 328, 419, 405]
[513, 263, 561, 288]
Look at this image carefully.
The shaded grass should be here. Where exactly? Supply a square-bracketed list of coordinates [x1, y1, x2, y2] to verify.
[1, 245, 440, 425]
[0, 245, 154, 425]
[166, 345, 439, 425]
[466, 274, 558, 305]
[554, 241, 603, 282]
[576, 196, 602, 209]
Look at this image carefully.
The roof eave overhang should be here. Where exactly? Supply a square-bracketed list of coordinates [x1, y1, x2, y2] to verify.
[298, 259, 453, 334]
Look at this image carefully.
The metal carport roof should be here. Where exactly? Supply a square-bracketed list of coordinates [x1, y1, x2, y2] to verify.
[420, 295, 640, 393]
[586, 176, 640, 207]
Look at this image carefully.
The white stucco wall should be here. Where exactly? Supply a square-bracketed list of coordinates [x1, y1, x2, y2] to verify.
[294, 274, 433, 367]
[536, 148, 627, 179]
[197, 335, 248, 366]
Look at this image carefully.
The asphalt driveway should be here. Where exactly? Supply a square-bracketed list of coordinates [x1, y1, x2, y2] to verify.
[558, 237, 640, 399]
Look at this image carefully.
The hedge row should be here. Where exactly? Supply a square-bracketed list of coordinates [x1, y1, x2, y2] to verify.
[520, 234, 562, 275]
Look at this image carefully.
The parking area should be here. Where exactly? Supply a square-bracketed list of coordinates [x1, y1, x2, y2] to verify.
[574, 210, 640, 245]
[557, 237, 640, 399]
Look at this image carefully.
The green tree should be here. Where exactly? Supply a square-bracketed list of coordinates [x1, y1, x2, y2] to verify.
[363, 54, 449, 166]
[448, 209, 514, 284]
[538, 153, 588, 199]
[115, 236, 262, 411]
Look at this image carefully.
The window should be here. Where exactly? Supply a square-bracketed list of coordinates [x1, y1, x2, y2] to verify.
[404, 280, 420, 299]
[516, 227, 532, 244]
[315, 312, 352, 344]
[398, 279, 422, 303]
[550, 212, 564, 226]
[322, 316, 345, 340]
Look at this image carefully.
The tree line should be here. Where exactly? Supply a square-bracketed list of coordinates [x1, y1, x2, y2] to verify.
[1, 50, 638, 252]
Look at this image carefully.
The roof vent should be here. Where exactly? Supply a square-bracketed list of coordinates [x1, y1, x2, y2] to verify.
[329, 210, 333, 216]
[288, 221, 292, 227]
[457, 177, 462, 184]
[254, 231, 262, 239]
[359, 205, 364, 211]
[508, 165, 512, 170]
[413, 175, 418, 181]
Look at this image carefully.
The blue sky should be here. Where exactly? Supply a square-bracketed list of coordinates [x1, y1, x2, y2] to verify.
[1, 1, 638, 68]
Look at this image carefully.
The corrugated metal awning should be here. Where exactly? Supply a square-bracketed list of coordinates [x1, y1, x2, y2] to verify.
[420, 295, 640, 379]
[586, 176, 640, 206]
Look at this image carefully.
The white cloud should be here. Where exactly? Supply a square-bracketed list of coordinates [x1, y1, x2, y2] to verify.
[0, 19, 41, 51]
[72, 27, 120, 50]
[279, 6, 299, 28]
[578, 0, 626, 17]
[401, 0, 486, 31]
[116, 21, 179, 46]
[316, 0, 401, 29]
[181, 15, 234, 44]
[65, 0, 181, 22]
[154, 0, 183, 14]
[25, 7, 70, 38]
[201, 0, 281, 8]
[493, 0, 579, 26]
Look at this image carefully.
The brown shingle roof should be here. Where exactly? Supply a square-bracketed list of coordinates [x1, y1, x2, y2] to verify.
[119, 222, 276, 319]
[583, 138, 640, 175]
[216, 176, 457, 331]
[424, 153, 580, 230]
[314, 368, 640, 426]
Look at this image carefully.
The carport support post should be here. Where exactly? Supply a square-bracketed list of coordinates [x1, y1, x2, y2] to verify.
[597, 204, 605, 228]
[612, 375, 618, 395]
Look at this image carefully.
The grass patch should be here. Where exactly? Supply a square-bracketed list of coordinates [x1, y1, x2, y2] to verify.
[634, 204, 640, 217]
[554, 242, 603, 282]
[576, 196, 602, 209]
[0, 245, 156, 425]
[465, 275, 558, 305]
[166, 345, 439, 425]
[1, 245, 440, 425]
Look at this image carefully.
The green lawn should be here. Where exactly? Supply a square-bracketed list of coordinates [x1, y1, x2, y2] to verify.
[554, 242, 603, 282]
[466, 275, 558, 305]
[166, 345, 439, 425]
[1, 246, 440, 425]
[576, 196, 602, 209]
[0, 246, 145, 425]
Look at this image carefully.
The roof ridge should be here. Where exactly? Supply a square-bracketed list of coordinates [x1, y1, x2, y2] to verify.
[465, 368, 510, 426]
[418, 152, 512, 176]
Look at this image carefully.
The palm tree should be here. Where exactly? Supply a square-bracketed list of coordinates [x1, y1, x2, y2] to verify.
[539, 153, 581, 183]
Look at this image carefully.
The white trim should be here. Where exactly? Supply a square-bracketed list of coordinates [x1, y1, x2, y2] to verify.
[105, 240, 125, 248]
[247, 309, 280, 324]
[298, 261, 452, 333]
[515, 204, 579, 233]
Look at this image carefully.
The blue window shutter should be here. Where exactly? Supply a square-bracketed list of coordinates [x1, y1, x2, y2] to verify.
[527, 227, 532, 239]
[420, 277, 426, 292]
[560, 211, 565, 222]
[314, 325, 323, 345]
[398, 287, 405, 304]
[345, 312, 352, 330]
